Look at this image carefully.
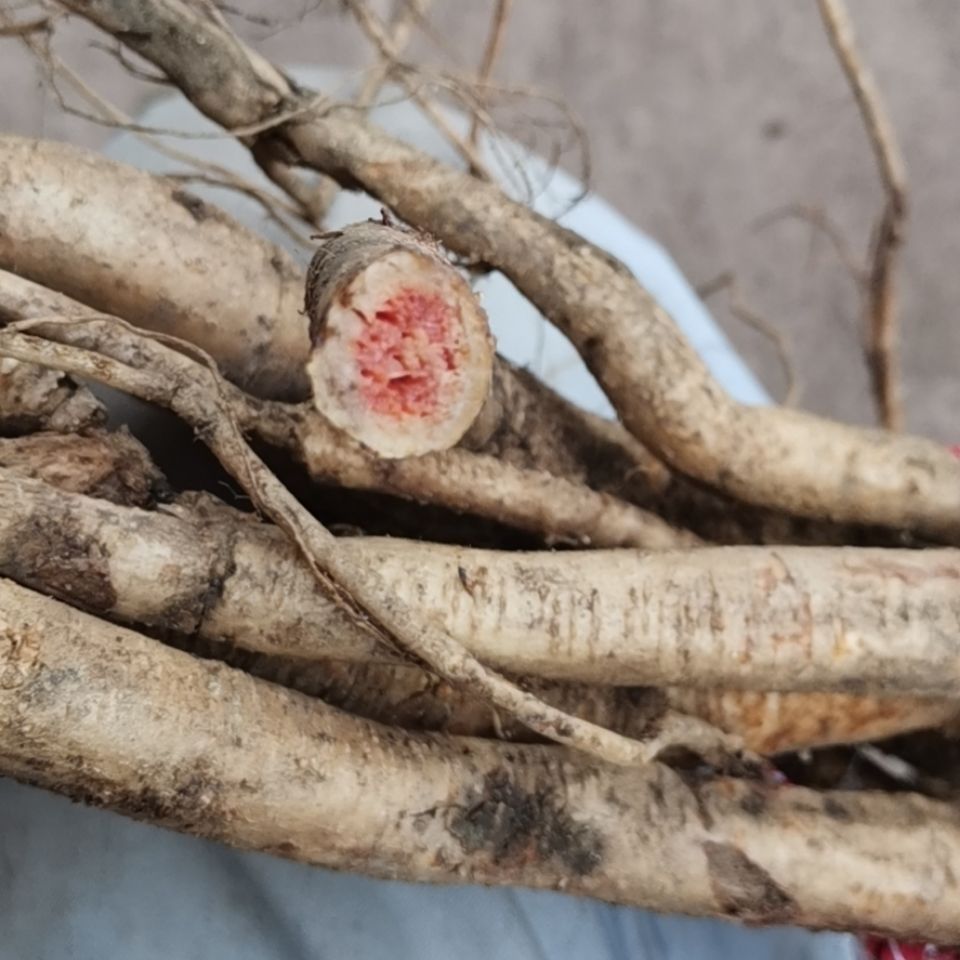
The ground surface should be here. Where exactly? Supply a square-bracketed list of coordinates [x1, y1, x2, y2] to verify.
[2, 1, 957, 440]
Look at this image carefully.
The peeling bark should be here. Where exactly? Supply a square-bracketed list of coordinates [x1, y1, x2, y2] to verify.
[0, 356, 103, 434]
[0, 429, 165, 505]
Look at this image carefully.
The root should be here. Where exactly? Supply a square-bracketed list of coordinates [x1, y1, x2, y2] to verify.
[304, 221, 494, 457]
[0, 312, 734, 766]
[0, 136, 905, 548]
[206, 651, 959, 758]
[0, 462, 956, 698]
[0, 3, 953, 939]
[2, 576, 960, 939]
[253, 402, 696, 549]
[0, 269, 694, 550]
[6, 458, 948, 754]
[58, 0, 960, 537]
[0, 135, 309, 400]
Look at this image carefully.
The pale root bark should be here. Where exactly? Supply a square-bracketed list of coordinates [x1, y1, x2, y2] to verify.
[663, 688, 957, 756]
[304, 221, 494, 457]
[9, 465, 939, 757]
[3, 576, 960, 939]
[0, 318, 725, 765]
[2, 465, 958, 701]
[0, 135, 309, 399]
[466, 363, 907, 548]
[0, 136, 899, 548]
[56, 0, 960, 540]
[0, 135, 652, 489]
[223, 652, 958, 756]
[0, 429, 164, 506]
[0, 270, 693, 551]
[0, 356, 103, 434]
[256, 404, 696, 549]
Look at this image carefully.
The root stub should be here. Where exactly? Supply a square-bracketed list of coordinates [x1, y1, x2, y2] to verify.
[305, 222, 494, 458]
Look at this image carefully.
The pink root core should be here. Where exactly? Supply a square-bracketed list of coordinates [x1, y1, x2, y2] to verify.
[354, 286, 458, 419]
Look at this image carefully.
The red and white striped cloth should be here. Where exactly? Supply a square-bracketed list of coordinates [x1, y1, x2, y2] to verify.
[860, 938, 960, 960]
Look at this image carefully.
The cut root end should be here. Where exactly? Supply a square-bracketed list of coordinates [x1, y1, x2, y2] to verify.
[305, 223, 494, 458]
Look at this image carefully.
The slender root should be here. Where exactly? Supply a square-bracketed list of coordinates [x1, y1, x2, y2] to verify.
[816, 0, 908, 431]
[0, 313, 737, 766]
[467, 0, 512, 164]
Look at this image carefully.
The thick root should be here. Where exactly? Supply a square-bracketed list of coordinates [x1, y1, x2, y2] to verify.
[2, 576, 960, 939]
[1, 467, 958, 699]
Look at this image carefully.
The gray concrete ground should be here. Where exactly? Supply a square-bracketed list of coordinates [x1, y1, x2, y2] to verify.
[1, 0, 958, 440]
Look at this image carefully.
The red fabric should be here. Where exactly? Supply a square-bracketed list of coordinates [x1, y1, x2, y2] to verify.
[860, 936, 960, 959]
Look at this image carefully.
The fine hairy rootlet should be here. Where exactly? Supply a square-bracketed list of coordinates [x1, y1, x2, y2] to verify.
[0, 0, 959, 947]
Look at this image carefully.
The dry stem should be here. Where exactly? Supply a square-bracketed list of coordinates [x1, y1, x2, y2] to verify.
[467, 0, 512, 163]
[753, 203, 867, 289]
[697, 272, 798, 406]
[312, 0, 433, 220]
[816, 0, 908, 431]
[345, 0, 492, 180]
